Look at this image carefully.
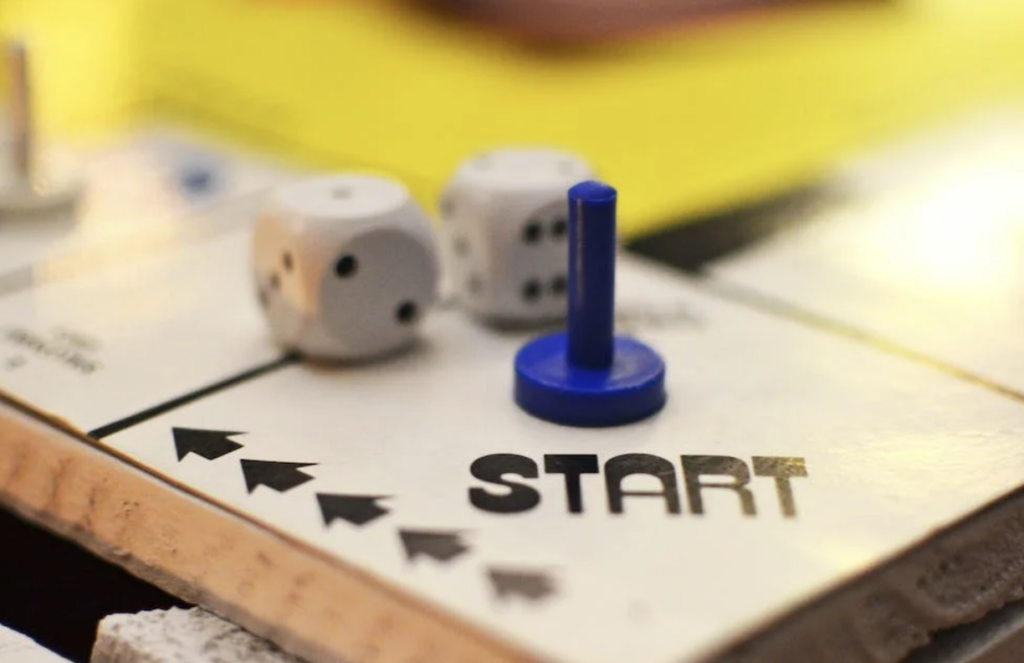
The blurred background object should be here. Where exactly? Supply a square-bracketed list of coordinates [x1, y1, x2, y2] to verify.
[411, 0, 799, 41]
[1, 0, 1023, 236]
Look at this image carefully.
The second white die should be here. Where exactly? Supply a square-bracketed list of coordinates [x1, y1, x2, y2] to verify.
[440, 148, 594, 324]
[253, 174, 440, 361]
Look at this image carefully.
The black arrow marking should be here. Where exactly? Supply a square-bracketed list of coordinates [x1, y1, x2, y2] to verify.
[399, 529, 470, 564]
[316, 494, 391, 527]
[240, 460, 316, 494]
[172, 427, 244, 461]
[488, 568, 557, 603]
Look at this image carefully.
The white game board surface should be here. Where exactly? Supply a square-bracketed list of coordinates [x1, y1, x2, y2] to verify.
[713, 110, 1024, 396]
[0, 624, 68, 663]
[0, 114, 1023, 663]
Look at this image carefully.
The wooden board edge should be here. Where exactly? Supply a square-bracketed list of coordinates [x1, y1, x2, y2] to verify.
[0, 404, 544, 663]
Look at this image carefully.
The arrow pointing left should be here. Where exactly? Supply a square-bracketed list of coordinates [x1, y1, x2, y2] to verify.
[317, 493, 391, 527]
[488, 568, 557, 603]
[172, 427, 244, 461]
[399, 529, 471, 564]
[240, 460, 317, 494]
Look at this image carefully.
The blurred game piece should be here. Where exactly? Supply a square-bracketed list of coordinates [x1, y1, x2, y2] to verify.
[0, 40, 81, 216]
[252, 174, 440, 361]
[440, 148, 593, 325]
[514, 181, 666, 426]
[178, 163, 218, 197]
[158, 141, 225, 199]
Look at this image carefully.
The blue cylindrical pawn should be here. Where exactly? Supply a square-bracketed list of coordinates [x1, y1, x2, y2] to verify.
[567, 181, 617, 370]
[513, 179, 667, 428]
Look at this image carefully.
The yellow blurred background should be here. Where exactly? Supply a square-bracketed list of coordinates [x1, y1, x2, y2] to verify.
[1, 0, 1023, 236]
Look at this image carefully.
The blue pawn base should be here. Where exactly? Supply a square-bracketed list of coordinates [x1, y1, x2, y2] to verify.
[514, 333, 667, 428]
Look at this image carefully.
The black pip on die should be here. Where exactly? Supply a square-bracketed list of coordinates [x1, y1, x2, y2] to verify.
[440, 149, 593, 324]
[253, 175, 440, 361]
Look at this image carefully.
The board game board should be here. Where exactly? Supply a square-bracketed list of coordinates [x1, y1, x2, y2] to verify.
[1, 112, 1024, 663]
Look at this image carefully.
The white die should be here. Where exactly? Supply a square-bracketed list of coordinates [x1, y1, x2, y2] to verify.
[440, 148, 594, 324]
[252, 174, 440, 361]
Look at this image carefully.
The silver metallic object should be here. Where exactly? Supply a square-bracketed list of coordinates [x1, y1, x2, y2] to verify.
[0, 39, 81, 214]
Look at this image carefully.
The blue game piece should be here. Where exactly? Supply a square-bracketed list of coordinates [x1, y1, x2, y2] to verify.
[514, 181, 667, 427]
[179, 165, 217, 196]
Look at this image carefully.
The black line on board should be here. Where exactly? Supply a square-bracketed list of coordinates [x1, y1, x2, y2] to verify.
[87, 354, 299, 440]
[699, 276, 1024, 406]
[626, 184, 835, 274]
